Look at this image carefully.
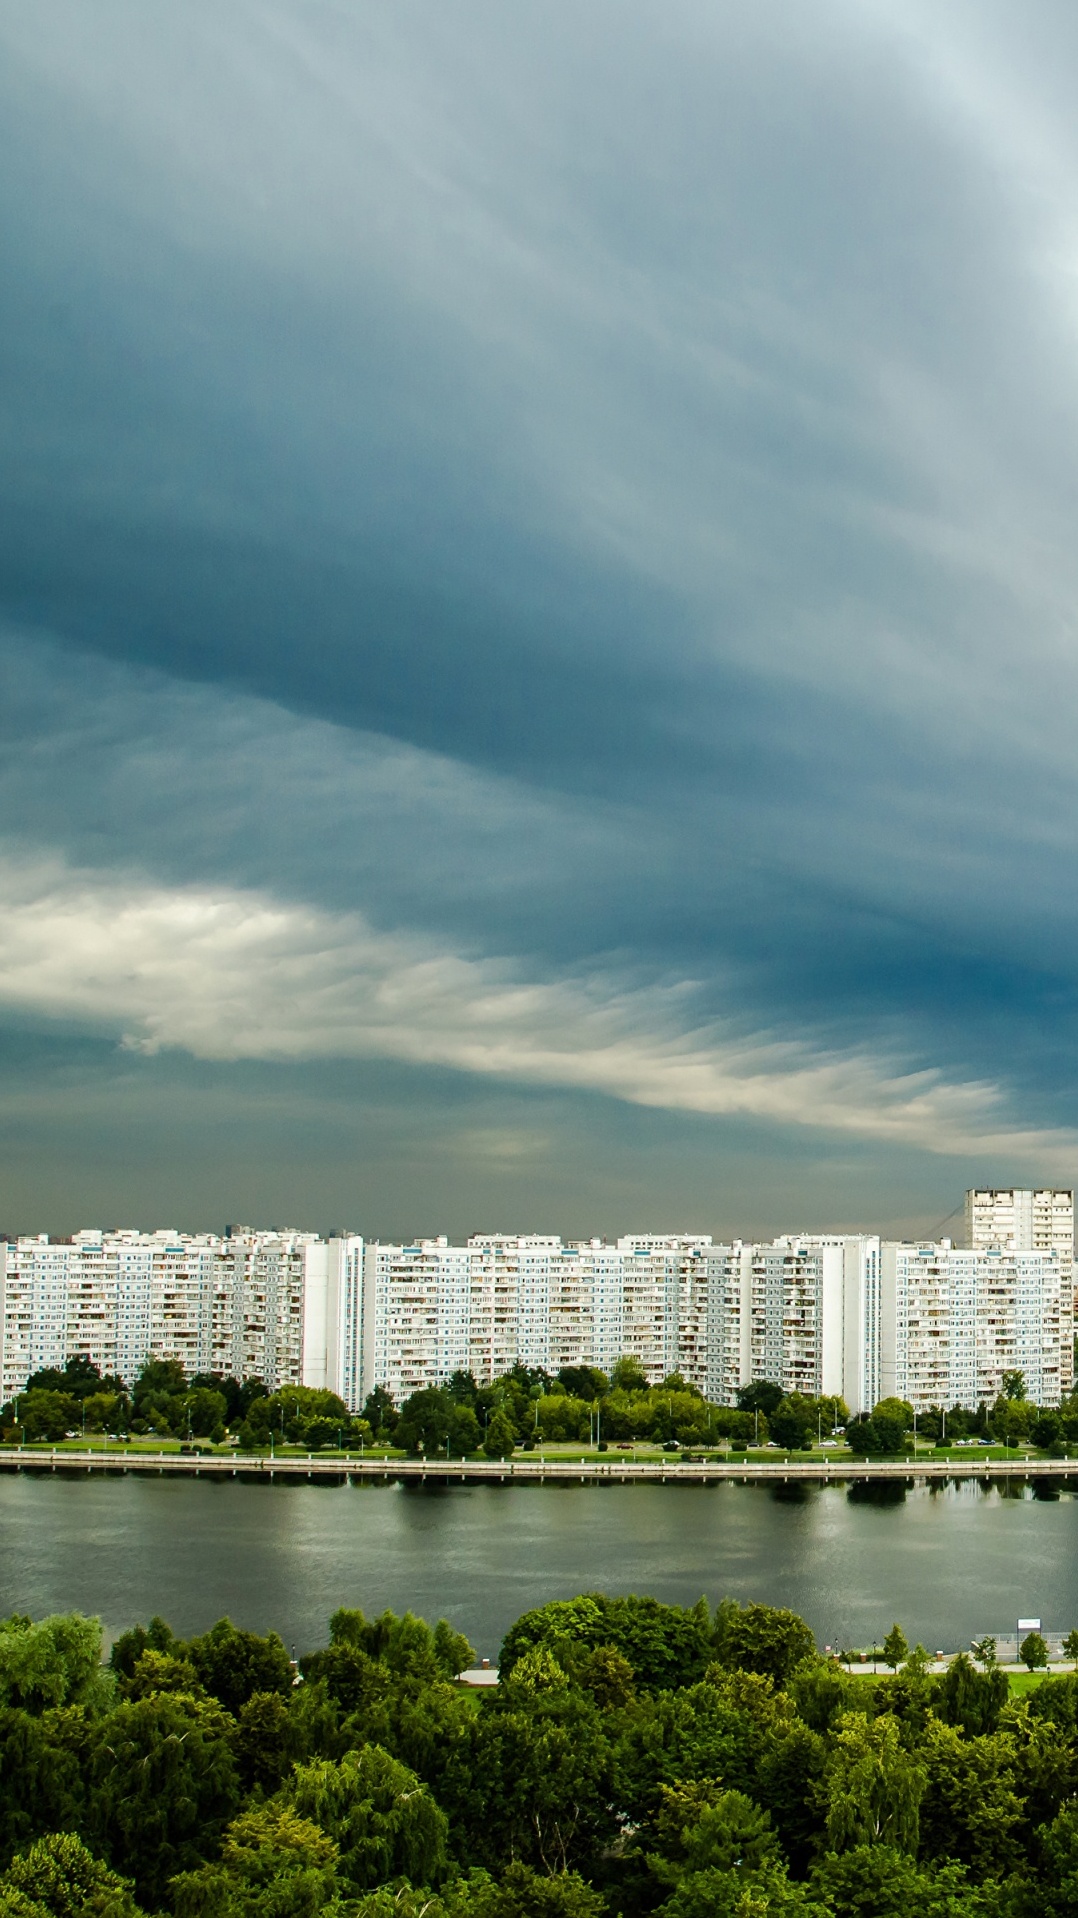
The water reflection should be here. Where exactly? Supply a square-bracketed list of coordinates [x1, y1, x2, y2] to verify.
[1, 1472, 1076, 1659]
[847, 1478, 910, 1506]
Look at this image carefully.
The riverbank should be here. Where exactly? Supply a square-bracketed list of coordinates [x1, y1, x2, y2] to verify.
[2, 1444, 1077, 1482]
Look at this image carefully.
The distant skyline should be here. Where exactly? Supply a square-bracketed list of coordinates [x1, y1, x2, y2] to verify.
[3, 3, 1078, 1238]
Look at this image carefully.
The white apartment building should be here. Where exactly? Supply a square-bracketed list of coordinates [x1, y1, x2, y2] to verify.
[966, 1188, 1074, 1317]
[323, 1231, 881, 1415]
[4, 1206, 1072, 1421]
[881, 1241, 1066, 1410]
[0, 1229, 319, 1404]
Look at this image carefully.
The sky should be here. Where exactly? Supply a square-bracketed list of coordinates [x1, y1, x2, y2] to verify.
[3, 0, 1078, 1240]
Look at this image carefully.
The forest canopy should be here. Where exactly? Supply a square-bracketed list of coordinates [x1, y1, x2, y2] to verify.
[0, 1594, 1075, 1917]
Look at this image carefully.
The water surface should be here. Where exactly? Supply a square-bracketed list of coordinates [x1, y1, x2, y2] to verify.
[0, 1473, 1074, 1663]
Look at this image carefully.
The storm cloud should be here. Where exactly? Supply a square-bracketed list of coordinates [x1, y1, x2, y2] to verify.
[2, 0, 1078, 1233]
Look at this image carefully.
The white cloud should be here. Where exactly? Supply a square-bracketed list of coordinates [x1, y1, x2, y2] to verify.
[0, 850, 1070, 1170]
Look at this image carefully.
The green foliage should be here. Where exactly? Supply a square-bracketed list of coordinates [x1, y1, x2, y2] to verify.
[1, 1393, 78, 1444]
[850, 1414, 908, 1456]
[809, 1845, 985, 1918]
[433, 1620, 475, 1679]
[285, 1745, 448, 1892]
[481, 1410, 516, 1459]
[1022, 1632, 1050, 1671]
[936, 1654, 1009, 1737]
[769, 1397, 847, 1450]
[0, 1833, 144, 1918]
[556, 1367, 609, 1403]
[170, 1806, 338, 1918]
[735, 1381, 784, 1418]
[500, 1593, 712, 1690]
[109, 1618, 176, 1681]
[873, 1397, 916, 1431]
[0, 1710, 86, 1867]
[119, 1652, 202, 1702]
[86, 1692, 240, 1905]
[239, 1388, 352, 1452]
[882, 1624, 909, 1671]
[185, 1620, 293, 1716]
[822, 1712, 926, 1854]
[0, 1617, 111, 1716]
[11, 1588, 1078, 1918]
[712, 1602, 817, 1684]
[917, 1717, 1025, 1880]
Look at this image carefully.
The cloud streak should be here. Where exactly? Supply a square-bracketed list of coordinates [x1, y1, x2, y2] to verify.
[0, 851, 1069, 1170]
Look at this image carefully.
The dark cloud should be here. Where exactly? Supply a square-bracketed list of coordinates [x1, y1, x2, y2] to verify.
[2, 0, 1078, 1221]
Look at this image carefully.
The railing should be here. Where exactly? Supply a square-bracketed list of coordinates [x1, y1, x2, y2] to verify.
[0, 1446, 1076, 1482]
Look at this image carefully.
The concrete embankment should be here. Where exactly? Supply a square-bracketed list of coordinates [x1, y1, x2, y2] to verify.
[0, 1446, 1072, 1484]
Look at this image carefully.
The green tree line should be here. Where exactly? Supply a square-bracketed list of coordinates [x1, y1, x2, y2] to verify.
[4, 1356, 1077, 1461]
[5, 1593, 1078, 1916]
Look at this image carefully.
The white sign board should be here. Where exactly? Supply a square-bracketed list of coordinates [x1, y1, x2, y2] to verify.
[1018, 1618, 1042, 1631]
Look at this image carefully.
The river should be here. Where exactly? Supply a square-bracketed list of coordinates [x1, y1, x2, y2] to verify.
[1, 1473, 1075, 1663]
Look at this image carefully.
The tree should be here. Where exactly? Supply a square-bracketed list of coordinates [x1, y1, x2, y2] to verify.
[823, 1712, 926, 1854]
[361, 1387, 396, 1440]
[3, 1394, 77, 1445]
[24, 1357, 108, 1402]
[1063, 1630, 1078, 1664]
[433, 1621, 475, 1680]
[170, 1805, 339, 1918]
[735, 1382, 784, 1419]
[609, 1357, 648, 1393]
[184, 1388, 228, 1441]
[1022, 1631, 1050, 1670]
[970, 1636, 997, 1667]
[648, 1782, 780, 1883]
[712, 1602, 816, 1684]
[769, 1397, 815, 1450]
[119, 1651, 203, 1701]
[457, 1684, 618, 1875]
[556, 1368, 608, 1403]
[810, 1845, 981, 1918]
[853, 1415, 906, 1456]
[448, 1406, 481, 1457]
[0, 1833, 144, 1918]
[936, 1652, 1009, 1737]
[882, 1624, 908, 1671]
[0, 1615, 111, 1716]
[915, 1716, 1028, 1881]
[1002, 1370, 1026, 1401]
[872, 1397, 915, 1431]
[86, 1692, 240, 1906]
[185, 1619, 293, 1716]
[285, 1745, 448, 1893]
[0, 1708, 87, 1871]
[499, 1595, 711, 1691]
[482, 1410, 516, 1460]
[1033, 1411, 1065, 1451]
[232, 1691, 297, 1794]
[396, 1390, 452, 1457]
[108, 1617, 176, 1681]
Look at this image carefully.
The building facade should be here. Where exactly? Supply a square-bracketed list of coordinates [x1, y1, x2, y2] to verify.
[0, 1229, 318, 1405]
[2, 1204, 1072, 1419]
[880, 1241, 1067, 1410]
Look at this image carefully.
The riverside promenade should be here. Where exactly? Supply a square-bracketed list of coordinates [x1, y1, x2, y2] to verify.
[0, 1446, 1074, 1484]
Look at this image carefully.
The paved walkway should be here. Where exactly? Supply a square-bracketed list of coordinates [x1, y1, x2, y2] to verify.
[0, 1446, 1072, 1483]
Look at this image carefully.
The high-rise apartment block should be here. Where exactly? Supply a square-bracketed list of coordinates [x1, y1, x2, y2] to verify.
[1, 1195, 1073, 1419]
[881, 1241, 1068, 1410]
[0, 1229, 317, 1405]
[965, 1188, 1074, 1299]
